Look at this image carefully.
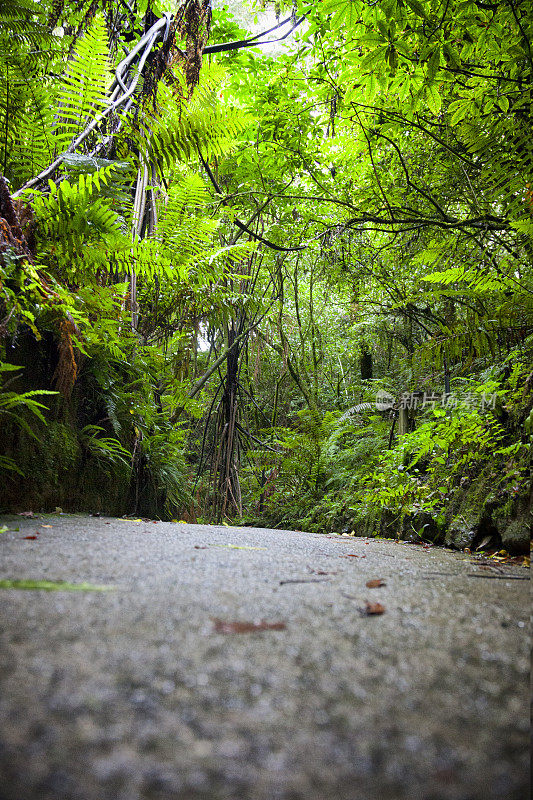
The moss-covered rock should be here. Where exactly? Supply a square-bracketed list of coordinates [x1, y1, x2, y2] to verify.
[402, 510, 443, 544]
[0, 421, 81, 511]
[500, 518, 530, 553]
[439, 458, 532, 553]
[74, 459, 132, 516]
[491, 482, 532, 554]
[0, 420, 133, 516]
[445, 514, 478, 550]
[359, 506, 381, 537]
[443, 464, 501, 550]
[379, 509, 401, 538]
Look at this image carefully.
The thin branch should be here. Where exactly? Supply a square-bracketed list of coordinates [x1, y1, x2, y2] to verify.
[235, 422, 279, 451]
[199, 152, 305, 252]
[204, 14, 306, 54]
[376, 130, 452, 221]
[171, 319, 264, 423]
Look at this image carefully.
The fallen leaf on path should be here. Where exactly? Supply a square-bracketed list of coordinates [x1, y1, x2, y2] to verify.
[42, 524, 52, 528]
[0, 526, 8, 534]
[0, 579, 114, 591]
[212, 618, 286, 634]
[469, 552, 530, 568]
[366, 579, 386, 588]
[194, 545, 209, 549]
[22, 535, 38, 540]
[17, 511, 34, 518]
[212, 544, 267, 551]
[363, 601, 385, 615]
[341, 554, 366, 559]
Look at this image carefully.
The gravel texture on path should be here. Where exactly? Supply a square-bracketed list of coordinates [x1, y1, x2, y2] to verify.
[0, 513, 530, 800]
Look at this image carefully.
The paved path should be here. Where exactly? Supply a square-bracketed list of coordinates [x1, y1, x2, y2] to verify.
[0, 514, 529, 800]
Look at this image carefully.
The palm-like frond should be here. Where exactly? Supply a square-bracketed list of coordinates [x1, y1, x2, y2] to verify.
[129, 173, 254, 282]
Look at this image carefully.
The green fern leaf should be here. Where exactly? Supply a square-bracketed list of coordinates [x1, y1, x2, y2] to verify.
[53, 14, 111, 153]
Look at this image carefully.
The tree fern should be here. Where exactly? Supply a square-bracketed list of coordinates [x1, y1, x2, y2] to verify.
[130, 173, 254, 282]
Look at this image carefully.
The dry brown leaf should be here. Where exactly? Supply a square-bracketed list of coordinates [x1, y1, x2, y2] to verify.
[363, 601, 385, 615]
[366, 579, 386, 588]
[212, 618, 286, 634]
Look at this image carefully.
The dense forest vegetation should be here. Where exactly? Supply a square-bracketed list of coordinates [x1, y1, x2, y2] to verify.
[0, 0, 531, 552]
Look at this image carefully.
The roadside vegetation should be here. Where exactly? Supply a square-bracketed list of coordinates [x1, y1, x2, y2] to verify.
[0, 0, 531, 552]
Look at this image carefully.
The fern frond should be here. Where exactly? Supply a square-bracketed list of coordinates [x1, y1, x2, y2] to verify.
[0, 0, 53, 56]
[423, 266, 514, 293]
[0, 76, 56, 185]
[27, 165, 128, 277]
[53, 14, 111, 153]
[133, 71, 252, 173]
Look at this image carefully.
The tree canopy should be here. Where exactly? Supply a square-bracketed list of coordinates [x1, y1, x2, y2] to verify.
[0, 0, 531, 552]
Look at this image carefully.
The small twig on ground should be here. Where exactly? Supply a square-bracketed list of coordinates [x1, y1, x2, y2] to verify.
[467, 574, 529, 580]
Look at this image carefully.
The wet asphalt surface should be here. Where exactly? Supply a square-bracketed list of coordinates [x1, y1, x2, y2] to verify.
[0, 513, 530, 800]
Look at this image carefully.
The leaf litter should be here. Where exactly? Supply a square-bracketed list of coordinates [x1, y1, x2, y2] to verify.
[212, 618, 286, 634]
[362, 601, 386, 616]
[0, 579, 114, 591]
[192, 543, 267, 551]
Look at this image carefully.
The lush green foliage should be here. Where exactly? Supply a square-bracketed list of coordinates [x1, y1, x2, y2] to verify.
[0, 0, 531, 546]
